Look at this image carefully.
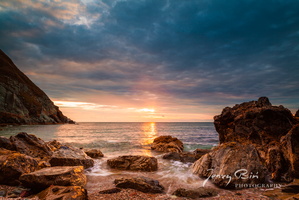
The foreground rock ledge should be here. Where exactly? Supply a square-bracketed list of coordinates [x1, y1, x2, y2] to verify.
[114, 176, 164, 193]
[107, 155, 158, 171]
[192, 142, 268, 188]
[20, 166, 86, 190]
[35, 185, 88, 200]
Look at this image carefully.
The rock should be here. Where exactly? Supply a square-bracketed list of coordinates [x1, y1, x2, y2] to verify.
[282, 184, 299, 193]
[35, 185, 88, 200]
[192, 142, 268, 188]
[0, 136, 15, 150]
[172, 187, 218, 199]
[7, 187, 31, 198]
[46, 140, 62, 151]
[163, 149, 211, 163]
[295, 109, 299, 118]
[281, 124, 299, 178]
[0, 189, 7, 197]
[114, 177, 164, 193]
[0, 49, 73, 125]
[49, 145, 94, 169]
[84, 149, 104, 158]
[10, 132, 53, 158]
[265, 146, 292, 182]
[0, 148, 39, 185]
[107, 155, 158, 171]
[99, 188, 121, 194]
[214, 97, 295, 145]
[151, 135, 184, 153]
[19, 166, 86, 190]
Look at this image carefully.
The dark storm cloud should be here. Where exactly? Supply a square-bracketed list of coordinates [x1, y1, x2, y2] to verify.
[1, 0, 299, 109]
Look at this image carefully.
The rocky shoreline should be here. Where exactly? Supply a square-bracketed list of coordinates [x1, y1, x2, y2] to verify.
[0, 97, 299, 199]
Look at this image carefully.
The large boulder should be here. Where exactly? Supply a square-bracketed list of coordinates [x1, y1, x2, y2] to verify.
[9, 132, 53, 159]
[20, 166, 86, 190]
[49, 145, 94, 169]
[107, 155, 158, 171]
[192, 142, 268, 188]
[35, 185, 88, 200]
[114, 177, 164, 193]
[281, 124, 299, 178]
[84, 149, 104, 158]
[0, 148, 39, 185]
[214, 97, 295, 145]
[151, 136, 184, 153]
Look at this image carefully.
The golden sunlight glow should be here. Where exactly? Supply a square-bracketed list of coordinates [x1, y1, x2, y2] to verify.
[138, 108, 156, 113]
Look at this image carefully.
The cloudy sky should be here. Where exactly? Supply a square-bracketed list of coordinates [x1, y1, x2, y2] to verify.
[1, 0, 299, 122]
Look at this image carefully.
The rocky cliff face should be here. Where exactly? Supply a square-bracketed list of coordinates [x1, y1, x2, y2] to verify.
[0, 49, 73, 125]
[193, 97, 299, 188]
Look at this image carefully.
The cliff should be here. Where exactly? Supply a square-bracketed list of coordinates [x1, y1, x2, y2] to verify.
[0, 49, 73, 125]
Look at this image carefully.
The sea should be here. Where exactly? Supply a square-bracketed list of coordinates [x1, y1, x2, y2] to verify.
[0, 122, 219, 193]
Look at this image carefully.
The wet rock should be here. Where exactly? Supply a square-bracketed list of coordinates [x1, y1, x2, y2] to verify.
[114, 176, 164, 193]
[7, 187, 31, 198]
[192, 142, 268, 188]
[99, 188, 121, 194]
[10, 132, 53, 159]
[84, 149, 104, 158]
[281, 124, 299, 178]
[107, 155, 158, 171]
[163, 149, 212, 163]
[0, 148, 38, 185]
[35, 185, 88, 200]
[162, 152, 198, 163]
[20, 166, 86, 190]
[151, 135, 184, 153]
[214, 97, 295, 144]
[49, 145, 94, 169]
[172, 187, 218, 199]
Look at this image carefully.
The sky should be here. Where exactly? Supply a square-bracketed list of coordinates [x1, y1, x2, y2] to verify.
[0, 0, 299, 122]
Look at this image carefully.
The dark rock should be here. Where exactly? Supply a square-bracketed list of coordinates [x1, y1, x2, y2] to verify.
[162, 151, 209, 163]
[35, 185, 88, 200]
[99, 188, 121, 194]
[0, 148, 39, 185]
[282, 185, 299, 193]
[49, 145, 94, 169]
[295, 109, 299, 118]
[114, 176, 164, 193]
[20, 166, 86, 190]
[281, 124, 299, 178]
[193, 148, 212, 159]
[0, 189, 7, 197]
[85, 149, 104, 158]
[214, 97, 295, 144]
[0, 136, 15, 150]
[172, 187, 218, 199]
[151, 135, 184, 153]
[10, 132, 53, 158]
[107, 155, 158, 171]
[192, 142, 268, 188]
[0, 49, 73, 125]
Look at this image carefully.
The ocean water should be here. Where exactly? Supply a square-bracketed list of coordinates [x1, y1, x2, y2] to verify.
[0, 122, 219, 193]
